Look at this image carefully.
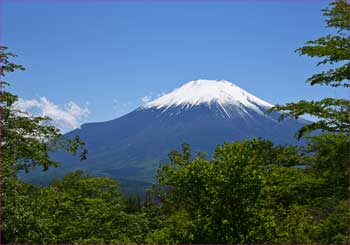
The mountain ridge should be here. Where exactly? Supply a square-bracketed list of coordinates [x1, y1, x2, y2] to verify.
[22, 79, 308, 189]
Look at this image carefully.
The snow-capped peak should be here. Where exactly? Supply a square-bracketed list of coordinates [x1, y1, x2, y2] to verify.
[144, 80, 272, 116]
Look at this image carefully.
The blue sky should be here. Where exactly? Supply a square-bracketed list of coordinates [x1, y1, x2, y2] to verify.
[2, 0, 346, 131]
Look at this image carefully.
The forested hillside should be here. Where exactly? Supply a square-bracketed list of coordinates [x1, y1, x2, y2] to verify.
[1, 0, 349, 243]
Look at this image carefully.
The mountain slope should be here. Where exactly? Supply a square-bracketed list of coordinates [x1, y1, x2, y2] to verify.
[23, 80, 307, 185]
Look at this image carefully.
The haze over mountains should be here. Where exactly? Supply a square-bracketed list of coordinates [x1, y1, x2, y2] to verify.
[24, 80, 307, 188]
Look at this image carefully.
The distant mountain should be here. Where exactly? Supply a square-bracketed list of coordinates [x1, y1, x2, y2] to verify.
[23, 80, 308, 187]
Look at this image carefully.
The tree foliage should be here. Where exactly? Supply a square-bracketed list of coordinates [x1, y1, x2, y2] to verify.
[271, 0, 350, 138]
[0, 46, 87, 243]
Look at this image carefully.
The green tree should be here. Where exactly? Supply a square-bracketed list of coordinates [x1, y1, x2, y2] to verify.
[4, 170, 151, 244]
[271, 0, 350, 138]
[156, 141, 305, 243]
[0, 46, 87, 243]
[270, 1, 350, 242]
[153, 138, 350, 243]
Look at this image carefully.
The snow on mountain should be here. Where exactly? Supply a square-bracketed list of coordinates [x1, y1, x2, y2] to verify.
[144, 80, 273, 118]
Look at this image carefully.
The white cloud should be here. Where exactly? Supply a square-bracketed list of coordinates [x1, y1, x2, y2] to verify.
[141, 95, 151, 104]
[14, 97, 90, 132]
[140, 92, 166, 105]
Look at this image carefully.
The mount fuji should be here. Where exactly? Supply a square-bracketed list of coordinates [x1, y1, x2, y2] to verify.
[24, 80, 308, 189]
